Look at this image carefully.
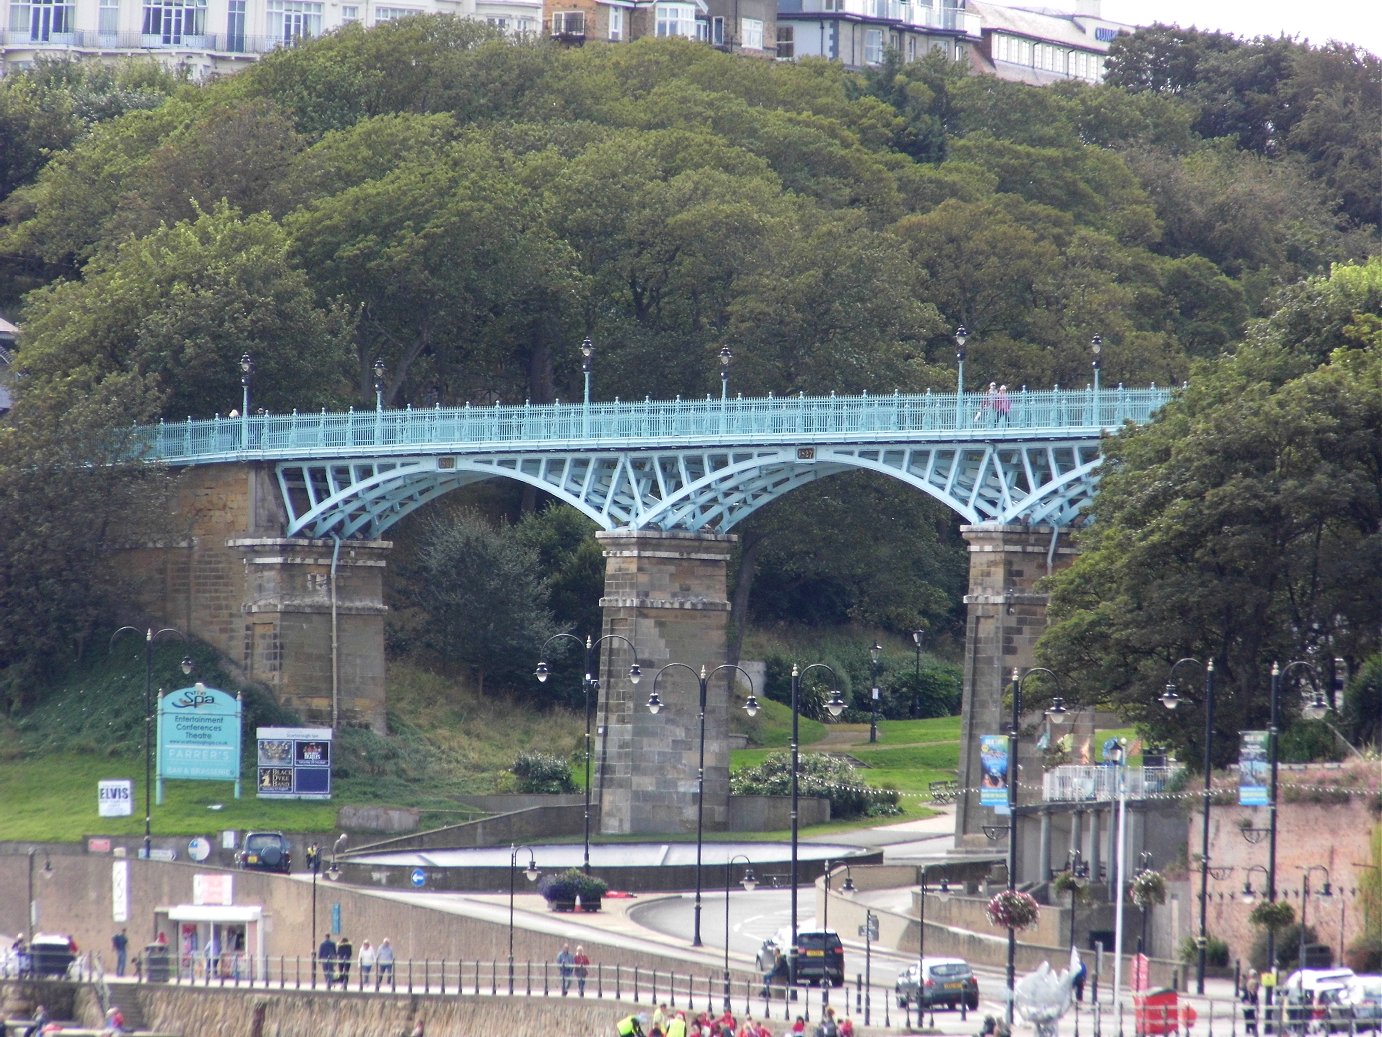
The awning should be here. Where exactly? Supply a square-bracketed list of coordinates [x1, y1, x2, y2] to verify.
[166, 905, 263, 923]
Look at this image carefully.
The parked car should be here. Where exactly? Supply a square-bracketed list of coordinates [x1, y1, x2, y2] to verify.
[1281, 968, 1356, 1033]
[895, 957, 980, 1010]
[754, 928, 845, 987]
[1342, 975, 1382, 1033]
[234, 831, 292, 873]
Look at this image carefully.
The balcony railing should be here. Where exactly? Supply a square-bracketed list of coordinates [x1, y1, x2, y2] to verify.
[0, 27, 297, 54]
[1042, 765, 1182, 803]
[788, 0, 978, 33]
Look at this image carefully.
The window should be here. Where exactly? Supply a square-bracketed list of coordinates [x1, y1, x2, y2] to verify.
[775, 23, 793, 57]
[607, 6, 623, 39]
[709, 14, 723, 44]
[552, 9, 584, 33]
[863, 26, 882, 65]
[339, 3, 358, 20]
[99, 0, 118, 34]
[11, 0, 75, 40]
[227, 0, 246, 48]
[268, 0, 321, 44]
[654, 2, 694, 37]
[375, 6, 421, 21]
[740, 16, 762, 49]
[143, 0, 206, 43]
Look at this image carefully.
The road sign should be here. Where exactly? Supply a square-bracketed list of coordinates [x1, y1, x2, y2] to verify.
[410, 868, 426, 888]
[859, 918, 879, 939]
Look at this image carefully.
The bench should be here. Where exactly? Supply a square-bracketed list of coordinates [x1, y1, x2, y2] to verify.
[929, 780, 959, 803]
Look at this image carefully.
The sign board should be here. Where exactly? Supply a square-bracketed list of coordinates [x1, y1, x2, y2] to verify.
[193, 873, 234, 906]
[256, 727, 333, 800]
[859, 917, 879, 940]
[158, 685, 242, 784]
[980, 734, 1009, 808]
[1239, 731, 1269, 806]
[411, 868, 426, 888]
[98, 779, 133, 817]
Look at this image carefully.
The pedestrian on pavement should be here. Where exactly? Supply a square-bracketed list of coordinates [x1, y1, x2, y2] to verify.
[335, 934, 353, 988]
[317, 933, 336, 988]
[556, 942, 575, 995]
[358, 940, 375, 985]
[376, 937, 395, 989]
[111, 929, 128, 977]
[617, 1012, 648, 1037]
[573, 944, 590, 996]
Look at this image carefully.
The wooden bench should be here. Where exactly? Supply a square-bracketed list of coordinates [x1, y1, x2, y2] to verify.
[929, 779, 959, 803]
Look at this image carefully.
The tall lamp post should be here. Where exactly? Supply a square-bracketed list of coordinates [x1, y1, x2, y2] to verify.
[718, 345, 733, 401]
[1006, 666, 1064, 1024]
[1161, 656, 1216, 994]
[507, 844, 540, 993]
[912, 866, 952, 1023]
[239, 353, 253, 447]
[581, 336, 594, 407]
[911, 629, 925, 718]
[785, 663, 844, 969]
[372, 358, 386, 411]
[646, 663, 757, 947]
[110, 626, 192, 869]
[535, 633, 642, 874]
[868, 642, 882, 744]
[954, 325, 967, 427]
[1091, 334, 1102, 399]
[722, 854, 758, 1011]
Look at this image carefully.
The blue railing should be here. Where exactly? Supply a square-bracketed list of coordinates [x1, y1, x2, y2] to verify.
[143, 386, 1174, 464]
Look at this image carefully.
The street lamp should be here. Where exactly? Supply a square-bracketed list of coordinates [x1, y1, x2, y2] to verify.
[1298, 866, 1332, 971]
[868, 642, 882, 744]
[327, 833, 346, 881]
[911, 630, 925, 718]
[723, 854, 758, 1011]
[1162, 656, 1216, 994]
[26, 847, 53, 943]
[239, 353, 253, 447]
[581, 336, 594, 407]
[535, 633, 642, 874]
[954, 325, 968, 427]
[914, 866, 952, 1024]
[1239, 864, 1270, 902]
[718, 345, 733, 401]
[307, 842, 321, 960]
[645, 662, 756, 947]
[372, 358, 386, 411]
[1090, 334, 1102, 400]
[507, 844, 540, 993]
[110, 627, 193, 871]
[1006, 666, 1064, 1025]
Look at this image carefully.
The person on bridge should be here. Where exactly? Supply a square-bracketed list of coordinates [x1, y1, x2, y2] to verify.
[996, 385, 1011, 425]
[616, 1012, 648, 1037]
[557, 943, 575, 995]
[574, 945, 591, 995]
[376, 937, 395, 988]
[317, 933, 336, 988]
[336, 934, 354, 987]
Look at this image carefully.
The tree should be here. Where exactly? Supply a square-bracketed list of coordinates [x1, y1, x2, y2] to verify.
[1037, 259, 1382, 765]
[394, 509, 560, 695]
[16, 203, 355, 419]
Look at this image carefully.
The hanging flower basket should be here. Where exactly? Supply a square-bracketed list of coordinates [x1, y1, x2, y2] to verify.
[1249, 900, 1295, 931]
[986, 889, 1041, 931]
[1131, 870, 1168, 908]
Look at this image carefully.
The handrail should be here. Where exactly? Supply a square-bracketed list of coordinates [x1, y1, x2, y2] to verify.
[135, 386, 1174, 465]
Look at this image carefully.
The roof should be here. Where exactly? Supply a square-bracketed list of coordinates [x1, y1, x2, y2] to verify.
[968, 0, 1125, 49]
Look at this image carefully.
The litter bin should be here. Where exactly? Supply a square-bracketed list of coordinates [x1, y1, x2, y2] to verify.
[1136, 988, 1195, 1036]
[144, 942, 171, 983]
[28, 935, 75, 978]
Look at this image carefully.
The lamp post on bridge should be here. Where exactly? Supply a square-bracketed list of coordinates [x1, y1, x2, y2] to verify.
[535, 632, 642, 874]
[239, 353, 253, 447]
[581, 337, 593, 408]
[1091, 334, 1102, 398]
[722, 854, 757, 1011]
[373, 358, 386, 411]
[954, 325, 967, 427]
[110, 626, 193, 873]
[718, 345, 733, 402]
[1160, 656, 1216, 994]
[646, 662, 758, 947]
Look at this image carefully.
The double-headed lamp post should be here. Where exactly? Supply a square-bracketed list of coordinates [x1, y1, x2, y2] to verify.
[913, 866, 952, 1022]
[110, 626, 192, 870]
[1161, 656, 1216, 993]
[1006, 666, 1065, 1025]
[535, 633, 642, 874]
[646, 662, 758, 948]
[1298, 866, 1333, 971]
[723, 855, 758, 1011]
[508, 844, 540, 992]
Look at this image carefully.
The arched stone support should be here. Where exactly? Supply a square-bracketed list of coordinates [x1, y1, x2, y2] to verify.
[594, 529, 737, 835]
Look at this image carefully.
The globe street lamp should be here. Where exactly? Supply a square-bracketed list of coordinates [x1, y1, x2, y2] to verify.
[868, 642, 882, 744]
[239, 353, 253, 447]
[1091, 334, 1102, 399]
[372, 358, 386, 411]
[1006, 666, 1064, 1025]
[785, 662, 843, 972]
[1298, 866, 1333, 973]
[1161, 656, 1216, 994]
[508, 844, 540, 993]
[535, 633, 641, 874]
[581, 336, 594, 408]
[911, 629, 925, 718]
[110, 626, 192, 874]
[954, 325, 968, 427]
[646, 662, 757, 947]
[718, 346, 733, 402]
[723, 854, 758, 1011]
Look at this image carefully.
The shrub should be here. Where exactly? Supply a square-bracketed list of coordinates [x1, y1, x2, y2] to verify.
[1344, 932, 1382, 972]
[1179, 935, 1229, 967]
[539, 868, 608, 904]
[1247, 923, 1319, 971]
[511, 750, 576, 794]
[730, 751, 899, 820]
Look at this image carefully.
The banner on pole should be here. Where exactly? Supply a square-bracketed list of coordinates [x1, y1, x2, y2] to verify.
[980, 734, 1009, 808]
[1239, 730, 1269, 806]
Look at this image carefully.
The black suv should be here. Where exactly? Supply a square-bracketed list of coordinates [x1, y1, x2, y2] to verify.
[234, 831, 292, 873]
[756, 928, 845, 987]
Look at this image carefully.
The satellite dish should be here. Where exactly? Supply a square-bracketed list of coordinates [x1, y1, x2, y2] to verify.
[187, 837, 212, 862]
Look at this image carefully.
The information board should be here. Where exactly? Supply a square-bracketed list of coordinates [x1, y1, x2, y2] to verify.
[256, 726, 333, 800]
[156, 685, 243, 802]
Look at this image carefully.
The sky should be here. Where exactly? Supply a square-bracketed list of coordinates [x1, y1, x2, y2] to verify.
[1038, 0, 1382, 57]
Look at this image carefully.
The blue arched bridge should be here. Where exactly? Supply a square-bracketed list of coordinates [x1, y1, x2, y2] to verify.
[145, 386, 1172, 540]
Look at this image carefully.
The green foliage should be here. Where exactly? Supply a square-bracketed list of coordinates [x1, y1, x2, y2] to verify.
[1179, 934, 1230, 968]
[1250, 923, 1318, 972]
[511, 509, 605, 646]
[539, 868, 608, 903]
[1248, 900, 1296, 932]
[1345, 931, 1382, 973]
[1342, 654, 1382, 747]
[1277, 720, 1345, 764]
[730, 750, 900, 820]
[511, 750, 576, 794]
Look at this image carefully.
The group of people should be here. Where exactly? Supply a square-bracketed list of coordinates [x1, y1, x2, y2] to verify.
[977, 382, 1013, 426]
[555, 942, 593, 995]
[618, 1004, 854, 1037]
[316, 933, 395, 989]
